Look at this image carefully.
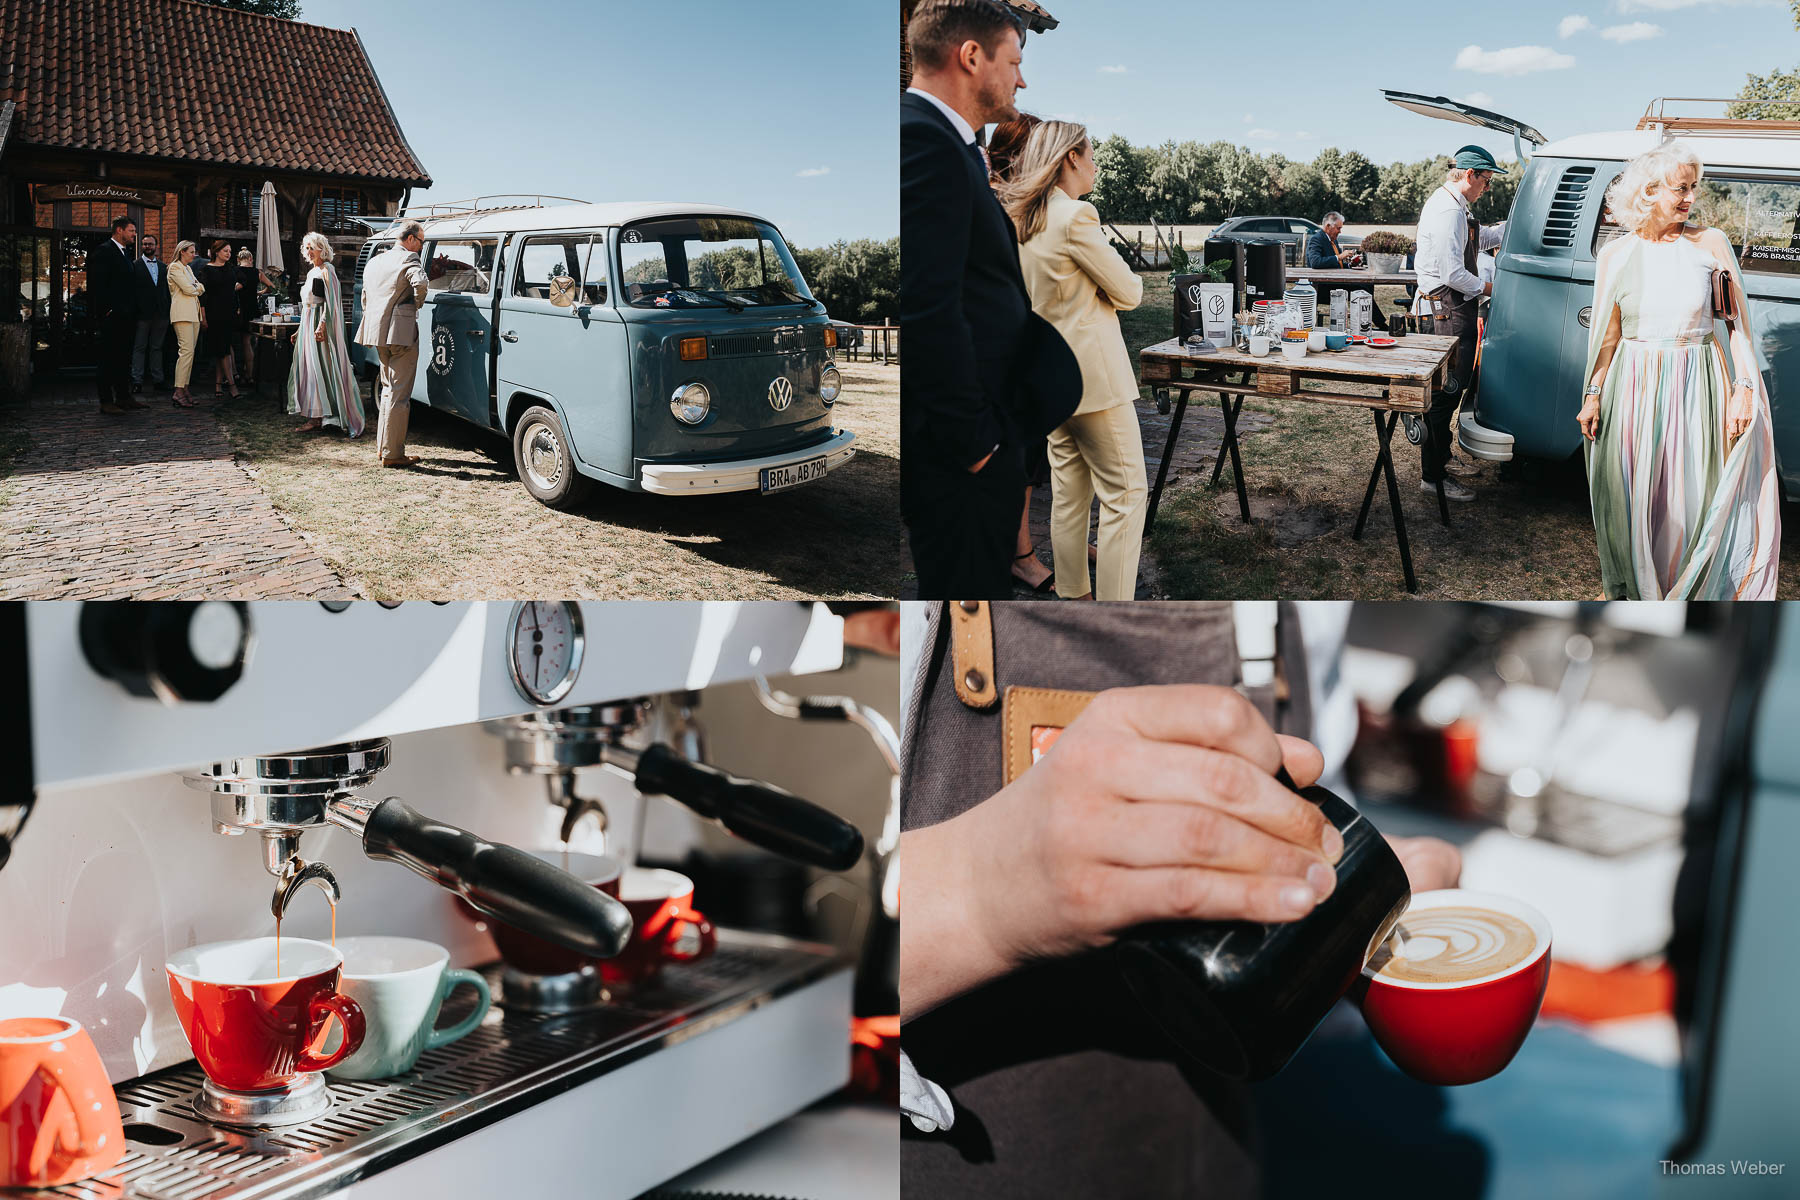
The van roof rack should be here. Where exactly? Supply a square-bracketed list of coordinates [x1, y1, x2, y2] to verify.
[394, 194, 590, 232]
[1638, 97, 1800, 137]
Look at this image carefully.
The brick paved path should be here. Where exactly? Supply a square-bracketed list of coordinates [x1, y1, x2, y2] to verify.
[903, 393, 1272, 600]
[1, 379, 353, 599]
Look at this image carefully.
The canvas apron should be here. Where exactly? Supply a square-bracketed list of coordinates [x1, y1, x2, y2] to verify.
[900, 602, 1311, 1199]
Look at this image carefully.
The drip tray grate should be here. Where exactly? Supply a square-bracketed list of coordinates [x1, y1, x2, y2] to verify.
[27, 931, 843, 1200]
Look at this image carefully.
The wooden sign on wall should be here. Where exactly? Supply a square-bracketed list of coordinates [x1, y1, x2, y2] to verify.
[34, 182, 167, 207]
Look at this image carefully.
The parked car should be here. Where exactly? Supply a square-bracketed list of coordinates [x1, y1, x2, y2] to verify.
[1208, 215, 1363, 265]
[1385, 91, 1800, 500]
[351, 199, 853, 509]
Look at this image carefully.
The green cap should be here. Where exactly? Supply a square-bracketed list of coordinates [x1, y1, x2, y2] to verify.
[1453, 144, 1506, 174]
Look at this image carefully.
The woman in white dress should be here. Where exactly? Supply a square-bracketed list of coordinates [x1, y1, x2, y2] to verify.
[1577, 141, 1779, 598]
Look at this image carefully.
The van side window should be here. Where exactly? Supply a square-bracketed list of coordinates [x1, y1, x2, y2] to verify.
[513, 236, 608, 304]
[1694, 177, 1800, 275]
[425, 239, 497, 294]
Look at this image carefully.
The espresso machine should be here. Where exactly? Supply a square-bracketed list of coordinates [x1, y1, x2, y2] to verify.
[1, 601, 878, 1199]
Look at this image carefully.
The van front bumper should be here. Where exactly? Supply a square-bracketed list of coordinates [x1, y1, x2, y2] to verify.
[639, 429, 857, 495]
[1457, 412, 1515, 462]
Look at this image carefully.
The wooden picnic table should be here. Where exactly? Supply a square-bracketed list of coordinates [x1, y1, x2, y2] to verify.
[249, 316, 298, 397]
[1139, 332, 1460, 594]
[1284, 266, 1415, 288]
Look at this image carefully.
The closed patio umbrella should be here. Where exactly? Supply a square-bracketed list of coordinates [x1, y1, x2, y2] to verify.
[255, 181, 281, 274]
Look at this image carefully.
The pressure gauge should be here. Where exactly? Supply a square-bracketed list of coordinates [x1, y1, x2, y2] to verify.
[506, 601, 585, 705]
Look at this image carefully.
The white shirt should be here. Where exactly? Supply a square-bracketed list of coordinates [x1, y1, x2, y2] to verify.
[142, 258, 162, 287]
[906, 85, 977, 146]
[1413, 184, 1506, 309]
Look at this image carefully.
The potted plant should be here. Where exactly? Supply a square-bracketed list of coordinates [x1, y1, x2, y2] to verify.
[1359, 230, 1416, 274]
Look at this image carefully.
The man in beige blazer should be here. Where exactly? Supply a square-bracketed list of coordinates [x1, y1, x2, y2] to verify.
[355, 219, 430, 467]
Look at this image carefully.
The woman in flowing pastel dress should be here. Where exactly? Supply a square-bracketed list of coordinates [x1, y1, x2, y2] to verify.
[286, 232, 365, 438]
[1578, 141, 1780, 599]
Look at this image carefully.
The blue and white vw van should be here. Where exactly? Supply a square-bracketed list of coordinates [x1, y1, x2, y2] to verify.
[351, 199, 854, 509]
[1385, 94, 1800, 499]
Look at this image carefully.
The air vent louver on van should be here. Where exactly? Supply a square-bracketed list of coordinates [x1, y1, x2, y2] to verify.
[1543, 165, 1596, 249]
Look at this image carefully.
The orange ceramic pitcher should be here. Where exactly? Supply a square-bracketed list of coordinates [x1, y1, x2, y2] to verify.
[0, 1016, 126, 1188]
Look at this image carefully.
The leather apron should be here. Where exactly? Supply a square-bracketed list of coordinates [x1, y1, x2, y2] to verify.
[901, 602, 1311, 1199]
[1425, 206, 1482, 391]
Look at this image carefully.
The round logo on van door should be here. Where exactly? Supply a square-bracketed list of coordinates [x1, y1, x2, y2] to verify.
[768, 376, 794, 411]
[430, 324, 456, 376]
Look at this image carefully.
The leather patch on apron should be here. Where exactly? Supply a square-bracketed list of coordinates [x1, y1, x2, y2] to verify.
[1001, 686, 1098, 785]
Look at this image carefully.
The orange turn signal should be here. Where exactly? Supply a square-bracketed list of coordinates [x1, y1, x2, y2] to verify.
[824, 326, 838, 349]
[679, 337, 708, 361]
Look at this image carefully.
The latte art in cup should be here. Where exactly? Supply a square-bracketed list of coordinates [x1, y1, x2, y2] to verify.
[1368, 906, 1538, 985]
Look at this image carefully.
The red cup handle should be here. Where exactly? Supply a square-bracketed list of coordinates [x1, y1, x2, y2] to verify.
[33, 1063, 109, 1178]
[661, 908, 716, 964]
[296, 991, 365, 1073]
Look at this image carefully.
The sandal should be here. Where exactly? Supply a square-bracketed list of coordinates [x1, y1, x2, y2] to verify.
[294, 420, 322, 432]
[1012, 551, 1055, 593]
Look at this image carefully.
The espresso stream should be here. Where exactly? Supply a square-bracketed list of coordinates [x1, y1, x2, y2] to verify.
[273, 897, 337, 978]
[1368, 906, 1535, 984]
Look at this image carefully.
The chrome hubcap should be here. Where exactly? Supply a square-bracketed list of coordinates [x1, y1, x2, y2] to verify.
[524, 422, 563, 490]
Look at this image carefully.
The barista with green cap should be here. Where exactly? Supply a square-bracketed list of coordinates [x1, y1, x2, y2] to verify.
[1410, 143, 1508, 502]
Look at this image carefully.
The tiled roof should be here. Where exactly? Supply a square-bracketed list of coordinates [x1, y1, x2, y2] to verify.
[0, 0, 431, 186]
[1004, 0, 1059, 31]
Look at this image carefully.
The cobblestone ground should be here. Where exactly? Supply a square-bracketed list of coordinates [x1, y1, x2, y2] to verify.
[904, 392, 1271, 600]
[0, 376, 353, 599]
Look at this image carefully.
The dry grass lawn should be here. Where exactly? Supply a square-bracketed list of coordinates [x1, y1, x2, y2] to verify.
[1121, 273, 1800, 599]
[215, 362, 900, 600]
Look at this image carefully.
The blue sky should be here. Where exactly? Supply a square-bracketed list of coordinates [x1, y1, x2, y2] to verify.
[294, 0, 895, 248]
[1009, 0, 1800, 165]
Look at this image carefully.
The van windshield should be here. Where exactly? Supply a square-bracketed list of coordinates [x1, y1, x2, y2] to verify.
[618, 216, 815, 309]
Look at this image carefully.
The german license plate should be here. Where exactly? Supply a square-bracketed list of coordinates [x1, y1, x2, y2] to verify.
[760, 456, 828, 494]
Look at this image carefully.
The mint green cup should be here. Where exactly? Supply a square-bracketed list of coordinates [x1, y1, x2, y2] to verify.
[324, 936, 491, 1080]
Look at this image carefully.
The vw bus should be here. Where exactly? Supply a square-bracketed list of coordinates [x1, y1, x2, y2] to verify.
[351, 198, 854, 509]
[1384, 93, 1800, 499]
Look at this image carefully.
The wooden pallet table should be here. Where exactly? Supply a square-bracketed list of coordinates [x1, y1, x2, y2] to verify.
[1139, 333, 1459, 594]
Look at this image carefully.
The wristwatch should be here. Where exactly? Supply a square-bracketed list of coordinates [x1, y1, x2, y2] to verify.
[1583, 383, 1602, 397]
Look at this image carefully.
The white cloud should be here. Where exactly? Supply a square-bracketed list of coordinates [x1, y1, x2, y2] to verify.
[1246, 128, 1282, 139]
[1294, 131, 1314, 139]
[1460, 91, 1498, 108]
[1454, 44, 1577, 75]
[796, 166, 831, 178]
[1098, 64, 1129, 74]
[1600, 20, 1664, 39]
[1558, 14, 1592, 36]
[1243, 113, 1255, 123]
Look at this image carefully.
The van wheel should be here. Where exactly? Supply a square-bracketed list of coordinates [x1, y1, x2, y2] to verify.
[512, 405, 592, 510]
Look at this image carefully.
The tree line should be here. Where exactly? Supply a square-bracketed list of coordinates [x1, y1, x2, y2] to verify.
[793, 237, 899, 324]
[1089, 136, 1521, 226]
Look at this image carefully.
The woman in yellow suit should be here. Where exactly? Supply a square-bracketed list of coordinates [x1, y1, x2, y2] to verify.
[166, 240, 205, 408]
[1004, 121, 1145, 600]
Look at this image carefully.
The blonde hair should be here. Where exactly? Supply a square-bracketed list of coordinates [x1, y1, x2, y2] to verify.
[300, 231, 333, 265]
[174, 239, 196, 258]
[236, 248, 254, 264]
[999, 120, 1091, 243]
[1605, 141, 1705, 234]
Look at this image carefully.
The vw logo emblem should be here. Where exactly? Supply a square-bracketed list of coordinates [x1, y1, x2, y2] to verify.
[768, 376, 794, 411]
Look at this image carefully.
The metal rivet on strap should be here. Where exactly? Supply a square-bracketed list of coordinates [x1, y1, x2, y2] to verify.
[959, 600, 980, 614]
[964, 669, 987, 693]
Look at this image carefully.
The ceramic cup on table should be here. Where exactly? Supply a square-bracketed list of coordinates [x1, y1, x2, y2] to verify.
[1326, 331, 1349, 351]
[0, 1016, 125, 1188]
[1248, 335, 1271, 358]
[1354, 889, 1552, 1085]
[323, 937, 491, 1080]
[1280, 340, 1307, 363]
[601, 868, 717, 988]
[165, 937, 366, 1093]
[1307, 329, 1327, 352]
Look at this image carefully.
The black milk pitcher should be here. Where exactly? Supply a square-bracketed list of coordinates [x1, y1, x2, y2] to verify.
[1113, 776, 1410, 1081]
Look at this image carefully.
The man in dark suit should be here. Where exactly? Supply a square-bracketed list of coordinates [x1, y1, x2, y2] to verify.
[130, 232, 172, 393]
[901, 0, 1037, 599]
[87, 215, 145, 414]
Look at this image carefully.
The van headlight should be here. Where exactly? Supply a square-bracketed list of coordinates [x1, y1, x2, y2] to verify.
[819, 364, 842, 405]
[670, 382, 711, 425]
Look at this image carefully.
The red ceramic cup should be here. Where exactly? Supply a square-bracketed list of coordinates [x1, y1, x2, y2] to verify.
[165, 937, 366, 1093]
[1355, 889, 1552, 1086]
[601, 868, 717, 986]
[485, 850, 624, 976]
[0, 1016, 126, 1188]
